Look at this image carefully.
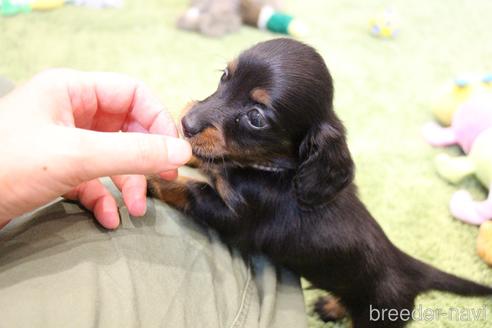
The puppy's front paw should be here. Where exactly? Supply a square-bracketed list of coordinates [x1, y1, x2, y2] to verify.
[147, 176, 189, 210]
[314, 295, 347, 322]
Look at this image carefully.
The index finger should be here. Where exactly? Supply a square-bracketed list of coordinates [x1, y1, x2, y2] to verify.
[32, 69, 178, 138]
[87, 71, 178, 137]
[125, 82, 178, 137]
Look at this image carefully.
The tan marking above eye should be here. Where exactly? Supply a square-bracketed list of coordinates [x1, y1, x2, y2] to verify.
[250, 88, 271, 106]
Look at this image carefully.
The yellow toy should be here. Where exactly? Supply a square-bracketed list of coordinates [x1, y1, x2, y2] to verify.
[30, 0, 64, 10]
[431, 74, 492, 126]
[369, 8, 400, 39]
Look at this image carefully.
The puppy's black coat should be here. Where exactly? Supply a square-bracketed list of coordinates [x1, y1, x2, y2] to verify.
[148, 39, 492, 328]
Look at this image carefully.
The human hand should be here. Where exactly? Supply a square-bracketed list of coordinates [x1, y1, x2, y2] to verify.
[0, 69, 191, 229]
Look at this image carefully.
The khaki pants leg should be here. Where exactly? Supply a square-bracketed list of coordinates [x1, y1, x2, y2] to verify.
[0, 191, 307, 328]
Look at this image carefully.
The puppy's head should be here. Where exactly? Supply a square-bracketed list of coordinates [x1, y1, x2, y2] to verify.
[182, 38, 354, 206]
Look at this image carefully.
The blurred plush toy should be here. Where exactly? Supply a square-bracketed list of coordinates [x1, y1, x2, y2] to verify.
[0, 0, 121, 15]
[436, 127, 492, 267]
[177, 0, 306, 38]
[176, 0, 242, 37]
[241, 0, 307, 37]
[429, 74, 492, 127]
[1, 0, 64, 15]
[435, 127, 492, 225]
[477, 220, 492, 266]
[422, 94, 492, 153]
[369, 8, 400, 39]
[425, 79, 492, 267]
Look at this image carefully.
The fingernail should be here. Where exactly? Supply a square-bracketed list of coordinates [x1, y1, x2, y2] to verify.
[166, 138, 192, 166]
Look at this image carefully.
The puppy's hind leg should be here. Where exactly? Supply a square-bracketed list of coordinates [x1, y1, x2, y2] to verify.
[314, 295, 347, 322]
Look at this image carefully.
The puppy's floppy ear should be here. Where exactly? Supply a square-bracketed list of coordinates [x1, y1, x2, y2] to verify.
[294, 121, 354, 207]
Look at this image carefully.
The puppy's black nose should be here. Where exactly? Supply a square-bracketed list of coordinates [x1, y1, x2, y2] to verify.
[181, 116, 203, 138]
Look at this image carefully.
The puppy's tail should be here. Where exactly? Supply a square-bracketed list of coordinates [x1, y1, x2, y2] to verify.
[408, 256, 492, 296]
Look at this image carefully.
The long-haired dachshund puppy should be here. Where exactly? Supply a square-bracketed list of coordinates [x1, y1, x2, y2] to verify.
[148, 38, 492, 327]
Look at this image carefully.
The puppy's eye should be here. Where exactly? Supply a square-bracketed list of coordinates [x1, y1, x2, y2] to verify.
[221, 68, 229, 82]
[246, 108, 267, 129]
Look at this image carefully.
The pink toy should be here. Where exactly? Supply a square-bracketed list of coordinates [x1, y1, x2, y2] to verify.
[435, 127, 492, 225]
[450, 190, 492, 225]
[422, 94, 492, 153]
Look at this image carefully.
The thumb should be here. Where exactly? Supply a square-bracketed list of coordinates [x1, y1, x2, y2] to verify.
[73, 129, 191, 181]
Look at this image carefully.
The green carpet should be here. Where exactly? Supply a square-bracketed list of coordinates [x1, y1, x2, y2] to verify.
[1, 0, 492, 327]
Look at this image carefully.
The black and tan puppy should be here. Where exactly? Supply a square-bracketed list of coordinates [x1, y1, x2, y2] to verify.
[148, 39, 492, 327]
